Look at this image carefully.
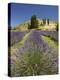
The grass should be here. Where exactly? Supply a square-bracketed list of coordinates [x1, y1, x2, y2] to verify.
[11, 50, 44, 76]
[42, 35, 58, 52]
[11, 49, 58, 76]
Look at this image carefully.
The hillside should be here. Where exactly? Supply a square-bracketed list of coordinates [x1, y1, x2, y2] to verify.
[11, 19, 57, 31]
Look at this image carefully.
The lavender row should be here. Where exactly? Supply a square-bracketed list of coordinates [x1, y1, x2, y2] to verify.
[9, 30, 30, 46]
[37, 30, 58, 41]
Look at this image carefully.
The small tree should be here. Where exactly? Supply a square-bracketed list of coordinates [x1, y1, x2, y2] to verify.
[47, 19, 49, 25]
[28, 23, 30, 29]
[43, 18, 49, 25]
[56, 23, 59, 31]
[43, 19, 46, 25]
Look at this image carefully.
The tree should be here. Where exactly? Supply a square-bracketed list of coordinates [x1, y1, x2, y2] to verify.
[43, 19, 46, 25]
[47, 19, 49, 25]
[28, 23, 30, 29]
[28, 15, 38, 29]
[56, 23, 59, 31]
[43, 18, 49, 25]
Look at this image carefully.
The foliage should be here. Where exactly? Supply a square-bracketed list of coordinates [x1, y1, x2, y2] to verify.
[43, 18, 49, 25]
[43, 19, 46, 25]
[28, 15, 38, 29]
[56, 23, 59, 31]
[47, 19, 49, 25]
[11, 49, 58, 76]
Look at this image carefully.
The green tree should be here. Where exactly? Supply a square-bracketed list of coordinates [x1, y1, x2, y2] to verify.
[43, 19, 46, 25]
[28, 15, 38, 29]
[28, 23, 30, 29]
[43, 19, 49, 25]
[47, 19, 49, 25]
[56, 23, 59, 31]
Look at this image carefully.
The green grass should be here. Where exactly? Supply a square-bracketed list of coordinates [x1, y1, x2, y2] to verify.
[42, 35, 58, 50]
[11, 50, 44, 76]
[11, 49, 58, 76]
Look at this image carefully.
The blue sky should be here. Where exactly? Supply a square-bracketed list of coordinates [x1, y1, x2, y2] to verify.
[9, 3, 58, 27]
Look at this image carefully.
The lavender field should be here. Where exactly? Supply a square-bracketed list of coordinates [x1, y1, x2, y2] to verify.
[8, 30, 58, 76]
[8, 3, 59, 77]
